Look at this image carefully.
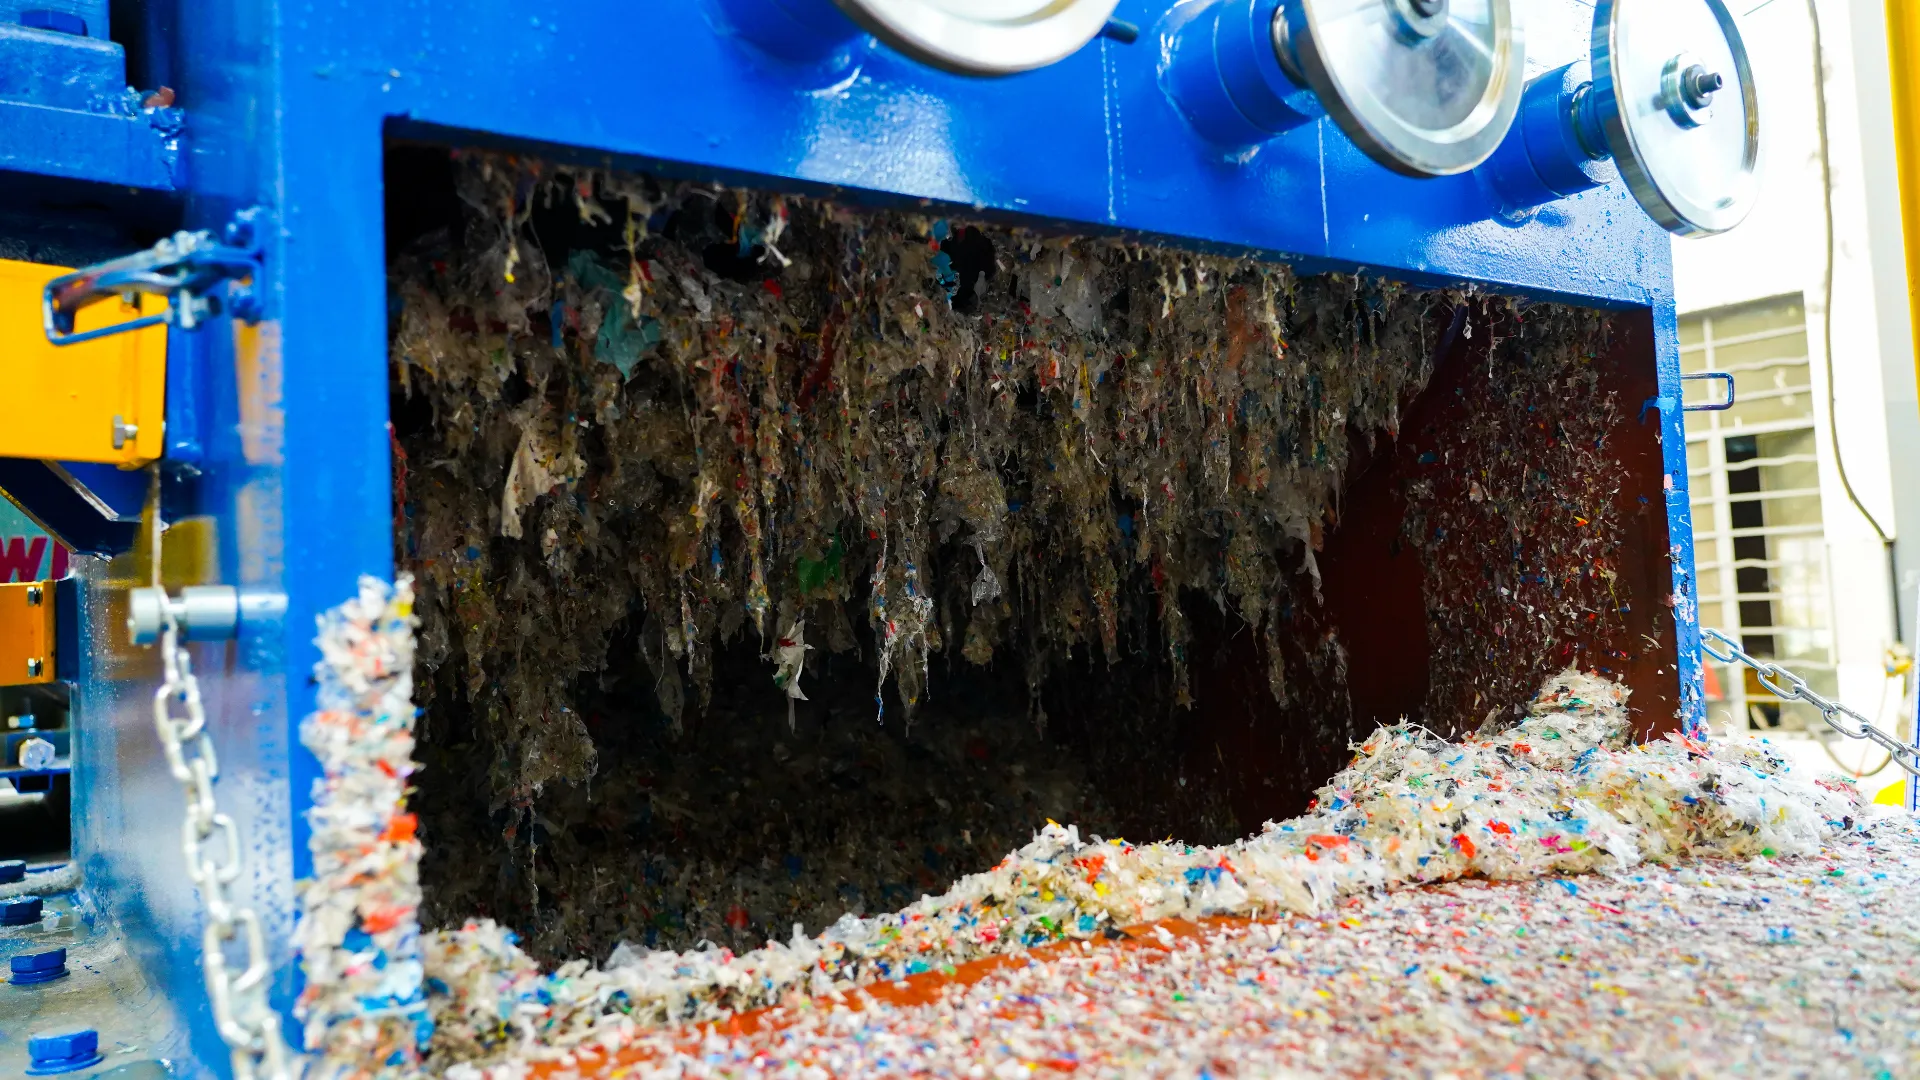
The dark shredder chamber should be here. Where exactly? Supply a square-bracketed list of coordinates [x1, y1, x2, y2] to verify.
[386, 150, 1675, 963]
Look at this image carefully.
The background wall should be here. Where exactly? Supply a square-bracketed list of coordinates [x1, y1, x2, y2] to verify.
[1671, 0, 1920, 795]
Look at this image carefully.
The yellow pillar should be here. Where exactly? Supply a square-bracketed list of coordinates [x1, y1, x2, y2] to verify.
[1889, 0, 1920, 398]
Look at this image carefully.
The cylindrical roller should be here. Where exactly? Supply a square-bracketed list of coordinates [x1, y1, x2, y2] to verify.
[1282, 0, 1525, 177]
[1590, 0, 1760, 236]
[835, 0, 1121, 76]
[1476, 61, 1618, 215]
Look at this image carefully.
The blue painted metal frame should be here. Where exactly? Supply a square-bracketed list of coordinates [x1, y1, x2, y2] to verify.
[0, 0, 181, 190]
[34, 1, 1703, 1075]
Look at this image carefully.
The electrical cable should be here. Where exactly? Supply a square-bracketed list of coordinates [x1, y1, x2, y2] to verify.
[1806, 0, 1904, 646]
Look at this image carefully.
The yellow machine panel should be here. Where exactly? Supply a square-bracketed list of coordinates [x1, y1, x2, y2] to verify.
[0, 580, 55, 686]
[0, 258, 167, 466]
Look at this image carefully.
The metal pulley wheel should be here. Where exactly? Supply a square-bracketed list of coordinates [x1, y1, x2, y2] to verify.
[1277, 0, 1524, 177]
[1591, 0, 1760, 236]
[834, 0, 1121, 76]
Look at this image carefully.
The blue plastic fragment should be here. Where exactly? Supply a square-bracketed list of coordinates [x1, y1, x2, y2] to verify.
[0, 859, 24, 884]
[931, 250, 958, 298]
[25, 1029, 103, 1075]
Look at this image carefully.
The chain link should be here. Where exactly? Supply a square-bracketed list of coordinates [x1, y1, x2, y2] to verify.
[145, 472, 296, 1080]
[1701, 627, 1920, 777]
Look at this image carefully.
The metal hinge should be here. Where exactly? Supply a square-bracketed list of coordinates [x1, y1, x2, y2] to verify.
[0, 581, 55, 687]
[42, 208, 266, 347]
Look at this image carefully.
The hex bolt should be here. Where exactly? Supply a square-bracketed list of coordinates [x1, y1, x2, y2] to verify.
[1683, 65, 1723, 109]
[26, 657, 44, 678]
[10, 948, 68, 985]
[25, 1029, 104, 1075]
[24, 585, 41, 606]
[0, 859, 23, 884]
[18, 737, 55, 770]
[0, 894, 44, 926]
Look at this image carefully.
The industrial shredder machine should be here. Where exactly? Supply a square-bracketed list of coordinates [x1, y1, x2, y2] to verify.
[0, 0, 1763, 1075]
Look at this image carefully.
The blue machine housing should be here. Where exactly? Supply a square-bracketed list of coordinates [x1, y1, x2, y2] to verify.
[0, 0, 1699, 1074]
[0, 0, 180, 188]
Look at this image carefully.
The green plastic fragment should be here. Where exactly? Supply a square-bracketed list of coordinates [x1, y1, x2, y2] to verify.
[796, 535, 845, 595]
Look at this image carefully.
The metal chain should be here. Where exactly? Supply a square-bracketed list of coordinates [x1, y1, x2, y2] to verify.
[1702, 627, 1920, 778]
[145, 472, 297, 1080]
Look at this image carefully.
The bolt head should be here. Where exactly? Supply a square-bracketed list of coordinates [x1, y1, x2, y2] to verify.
[0, 894, 44, 924]
[28, 1029, 98, 1061]
[1681, 64, 1722, 109]
[1659, 53, 1722, 129]
[12, 949, 66, 974]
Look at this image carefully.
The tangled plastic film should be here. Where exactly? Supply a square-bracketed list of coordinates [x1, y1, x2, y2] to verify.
[295, 580, 1873, 1077]
[390, 152, 1665, 961]
[392, 153, 1448, 781]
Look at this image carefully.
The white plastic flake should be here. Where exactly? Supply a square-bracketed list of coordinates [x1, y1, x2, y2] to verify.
[294, 575, 432, 1076]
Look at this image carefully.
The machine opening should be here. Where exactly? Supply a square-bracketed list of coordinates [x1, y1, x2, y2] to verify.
[0, 682, 70, 867]
[384, 145, 1676, 965]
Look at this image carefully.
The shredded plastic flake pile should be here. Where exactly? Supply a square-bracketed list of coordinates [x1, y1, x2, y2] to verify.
[546, 822, 1920, 1078]
[295, 580, 1901, 1077]
[297, 576, 433, 1074]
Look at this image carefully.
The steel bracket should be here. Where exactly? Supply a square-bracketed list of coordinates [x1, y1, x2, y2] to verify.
[43, 207, 267, 347]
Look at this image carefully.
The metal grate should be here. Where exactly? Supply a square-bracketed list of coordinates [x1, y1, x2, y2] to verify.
[1682, 295, 1836, 730]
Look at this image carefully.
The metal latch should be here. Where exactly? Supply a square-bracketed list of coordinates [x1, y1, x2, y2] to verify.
[1640, 371, 1736, 424]
[43, 208, 265, 347]
[1681, 371, 1736, 412]
[127, 585, 287, 645]
[0, 581, 55, 687]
